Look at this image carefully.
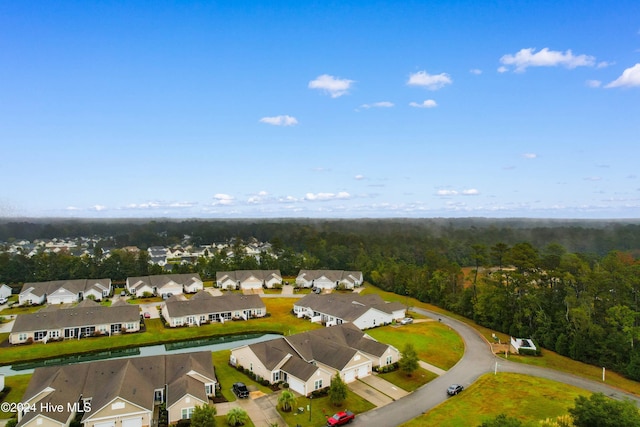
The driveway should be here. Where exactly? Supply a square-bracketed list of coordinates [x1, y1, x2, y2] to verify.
[138, 302, 161, 318]
[216, 391, 284, 427]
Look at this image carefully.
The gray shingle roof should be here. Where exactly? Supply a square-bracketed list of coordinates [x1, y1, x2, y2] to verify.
[164, 292, 265, 318]
[11, 302, 139, 333]
[18, 352, 216, 427]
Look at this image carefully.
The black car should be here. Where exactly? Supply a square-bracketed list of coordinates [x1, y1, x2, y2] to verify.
[447, 384, 464, 395]
[232, 382, 249, 398]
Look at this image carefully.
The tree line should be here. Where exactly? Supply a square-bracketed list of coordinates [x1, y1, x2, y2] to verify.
[2, 218, 640, 379]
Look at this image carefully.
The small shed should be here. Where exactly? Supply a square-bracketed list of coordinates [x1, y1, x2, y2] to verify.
[510, 337, 537, 354]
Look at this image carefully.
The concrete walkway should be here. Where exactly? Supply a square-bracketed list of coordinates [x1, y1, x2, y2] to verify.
[419, 360, 446, 376]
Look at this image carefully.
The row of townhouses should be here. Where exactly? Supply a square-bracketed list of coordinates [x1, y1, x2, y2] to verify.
[12, 270, 364, 306]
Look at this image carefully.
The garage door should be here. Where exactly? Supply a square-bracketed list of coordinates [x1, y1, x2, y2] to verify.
[344, 370, 356, 383]
[357, 365, 369, 379]
[288, 377, 305, 396]
[122, 418, 142, 427]
[95, 421, 115, 427]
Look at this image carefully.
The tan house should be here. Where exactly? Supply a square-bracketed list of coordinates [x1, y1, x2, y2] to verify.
[18, 278, 112, 305]
[126, 274, 203, 297]
[161, 291, 266, 327]
[216, 270, 282, 290]
[9, 299, 140, 344]
[16, 351, 216, 427]
[230, 323, 399, 396]
[295, 270, 363, 290]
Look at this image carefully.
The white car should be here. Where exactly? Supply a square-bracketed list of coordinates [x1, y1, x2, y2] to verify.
[400, 317, 413, 325]
[0, 297, 8, 305]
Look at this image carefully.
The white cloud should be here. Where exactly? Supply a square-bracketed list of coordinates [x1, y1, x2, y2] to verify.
[308, 74, 354, 98]
[259, 115, 298, 126]
[409, 99, 438, 108]
[305, 192, 351, 201]
[523, 153, 538, 159]
[586, 79, 602, 88]
[597, 61, 613, 69]
[437, 190, 458, 196]
[470, 69, 482, 75]
[407, 71, 452, 90]
[360, 101, 394, 109]
[497, 66, 508, 73]
[500, 48, 596, 72]
[354, 174, 365, 180]
[65, 206, 80, 211]
[91, 205, 107, 211]
[247, 191, 270, 204]
[605, 63, 640, 88]
[462, 189, 480, 195]
[212, 194, 234, 205]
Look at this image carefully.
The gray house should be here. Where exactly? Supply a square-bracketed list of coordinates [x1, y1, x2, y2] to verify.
[162, 291, 266, 327]
[9, 299, 140, 344]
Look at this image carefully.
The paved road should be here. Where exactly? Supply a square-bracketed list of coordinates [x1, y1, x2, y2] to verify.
[355, 308, 640, 427]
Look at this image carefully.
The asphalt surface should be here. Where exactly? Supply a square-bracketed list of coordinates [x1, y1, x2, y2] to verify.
[354, 307, 640, 427]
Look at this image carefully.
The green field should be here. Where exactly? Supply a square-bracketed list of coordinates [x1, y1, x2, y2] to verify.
[400, 373, 589, 427]
[366, 320, 463, 370]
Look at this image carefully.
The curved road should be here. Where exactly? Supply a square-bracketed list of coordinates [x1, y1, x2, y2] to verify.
[355, 308, 640, 427]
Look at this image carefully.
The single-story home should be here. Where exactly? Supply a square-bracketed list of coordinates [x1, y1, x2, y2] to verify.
[215, 270, 282, 290]
[293, 293, 406, 329]
[0, 284, 12, 299]
[9, 299, 140, 344]
[18, 279, 112, 305]
[126, 274, 203, 297]
[16, 351, 216, 427]
[162, 291, 266, 327]
[295, 270, 363, 290]
[230, 323, 399, 396]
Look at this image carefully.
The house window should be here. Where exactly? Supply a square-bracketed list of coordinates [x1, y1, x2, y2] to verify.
[126, 323, 135, 330]
[200, 315, 206, 323]
[255, 309, 262, 316]
[386, 356, 393, 365]
[205, 384, 213, 395]
[314, 379, 323, 390]
[48, 331, 59, 339]
[181, 408, 194, 419]
[186, 316, 195, 324]
[154, 389, 164, 402]
[273, 371, 280, 382]
[99, 325, 107, 333]
[18, 333, 27, 341]
[250, 363, 253, 372]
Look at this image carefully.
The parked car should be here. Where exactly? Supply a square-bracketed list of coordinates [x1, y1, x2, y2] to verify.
[232, 382, 249, 398]
[447, 384, 464, 395]
[0, 297, 7, 305]
[143, 312, 151, 319]
[120, 291, 126, 297]
[313, 287, 322, 294]
[326, 410, 355, 426]
[400, 317, 413, 325]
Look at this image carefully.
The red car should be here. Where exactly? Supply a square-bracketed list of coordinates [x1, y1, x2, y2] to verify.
[143, 312, 151, 318]
[326, 410, 355, 426]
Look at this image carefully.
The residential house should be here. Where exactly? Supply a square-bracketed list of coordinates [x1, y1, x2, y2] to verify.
[215, 270, 282, 290]
[230, 323, 399, 396]
[16, 351, 216, 427]
[293, 293, 406, 329]
[147, 246, 168, 266]
[18, 279, 112, 305]
[295, 270, 363, 290]
[162, 291, 266, 327]
[9, 299, 140, 344]
[0, 284, 12, 299]
[125, 274, 203, 297]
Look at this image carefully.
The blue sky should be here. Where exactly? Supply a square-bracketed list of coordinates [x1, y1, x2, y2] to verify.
[2, 1, 639, 219]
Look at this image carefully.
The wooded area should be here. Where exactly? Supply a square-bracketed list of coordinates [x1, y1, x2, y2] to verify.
[2, 218, 640, 379]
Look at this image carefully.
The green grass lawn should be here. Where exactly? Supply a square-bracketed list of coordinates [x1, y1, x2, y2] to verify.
[0, 374, 32, 419]
[400, 372, 589, 427]
[377, 366, 438, 392]
[366, 321, 463, 370]
[211, 350, 272, 401]
[277, 390, 375, 427]
[0, 298, 320, 366]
